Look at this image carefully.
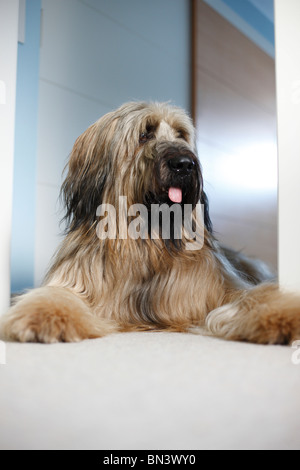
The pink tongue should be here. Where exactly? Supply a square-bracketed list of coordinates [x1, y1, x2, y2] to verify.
[168, 187, 182, 203]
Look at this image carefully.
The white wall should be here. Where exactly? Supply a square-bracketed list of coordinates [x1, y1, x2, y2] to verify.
[35, 0, 191, 285]
[0, 0, 19, 313]
[275, 0, 300, 292]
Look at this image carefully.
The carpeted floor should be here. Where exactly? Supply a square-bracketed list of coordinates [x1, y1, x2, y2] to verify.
[0, 331, 299, 450]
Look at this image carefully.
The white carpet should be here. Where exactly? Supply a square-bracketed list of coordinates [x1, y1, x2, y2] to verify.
[0, 331, 299, 450]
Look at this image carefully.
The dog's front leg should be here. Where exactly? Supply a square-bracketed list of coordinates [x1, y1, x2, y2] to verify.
[206, 283, 300, 345]
[0, 287, 117, 343]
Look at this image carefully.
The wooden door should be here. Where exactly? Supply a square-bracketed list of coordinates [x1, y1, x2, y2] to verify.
[192, 0, 277, 270]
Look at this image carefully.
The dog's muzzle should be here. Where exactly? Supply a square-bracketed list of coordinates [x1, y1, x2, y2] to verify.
[146, 143, 202, 207]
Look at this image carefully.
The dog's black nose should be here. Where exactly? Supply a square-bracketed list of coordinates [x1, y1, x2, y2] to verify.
[168, 155, 195, 174]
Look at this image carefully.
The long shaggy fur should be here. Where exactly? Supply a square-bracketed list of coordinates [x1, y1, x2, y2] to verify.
[1, 101, 300, 344]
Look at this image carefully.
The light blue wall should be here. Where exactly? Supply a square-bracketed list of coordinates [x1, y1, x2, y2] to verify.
[11, 0, 41, 293]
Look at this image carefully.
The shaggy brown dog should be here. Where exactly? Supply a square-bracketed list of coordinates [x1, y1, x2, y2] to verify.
[1, 102, 300, 344]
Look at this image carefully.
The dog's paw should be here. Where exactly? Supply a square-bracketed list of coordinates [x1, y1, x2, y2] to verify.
[0, 287, 116, 343]
[206, 285, 300, 345]
[206, 303, 241, 339]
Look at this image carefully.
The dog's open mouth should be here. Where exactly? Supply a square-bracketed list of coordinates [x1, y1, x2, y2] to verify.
[168, 187, 182, 204]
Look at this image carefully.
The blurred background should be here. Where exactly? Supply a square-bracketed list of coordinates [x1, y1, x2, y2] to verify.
[10, 0, 277, 294]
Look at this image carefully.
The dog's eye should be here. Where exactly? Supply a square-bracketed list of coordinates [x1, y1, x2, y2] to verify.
[177, 130, 187, 141]
[139, 132, 149, 144]
[139, 126, 155, 144]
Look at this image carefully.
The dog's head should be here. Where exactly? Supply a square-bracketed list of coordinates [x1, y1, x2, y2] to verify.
[62, 102, 212, 236]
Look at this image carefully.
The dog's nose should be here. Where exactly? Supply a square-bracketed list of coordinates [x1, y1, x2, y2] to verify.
[168, 155, 195, 174]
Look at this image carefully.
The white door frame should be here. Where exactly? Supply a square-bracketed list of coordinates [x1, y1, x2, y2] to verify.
[0, 0, 19, 315]
[275, 0, 300, 292]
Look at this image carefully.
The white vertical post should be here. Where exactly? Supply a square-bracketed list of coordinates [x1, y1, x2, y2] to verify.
[275, 0, 300, 293]
[0, 0, 19, 314]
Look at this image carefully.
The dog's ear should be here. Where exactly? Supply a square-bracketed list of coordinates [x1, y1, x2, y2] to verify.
[61, 118, 113, 233]
[200, 190, 213, 233]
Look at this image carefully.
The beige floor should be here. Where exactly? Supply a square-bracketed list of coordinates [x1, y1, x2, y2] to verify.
[0, 331, 299, 450]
